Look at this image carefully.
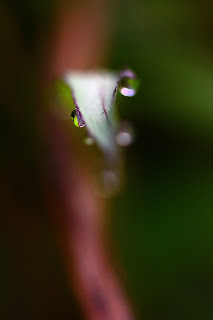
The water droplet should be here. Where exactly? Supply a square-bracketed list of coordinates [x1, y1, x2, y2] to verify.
[118, 70, 139, 97]
[84, 136, 95, 146]
[116, 122, 134, 147]
[71, 108, 85, 128]
[116, 131, 132, 146]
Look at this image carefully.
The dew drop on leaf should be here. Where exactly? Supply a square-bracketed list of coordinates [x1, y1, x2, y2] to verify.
[84, 136, 95, 146]
[118, 69, 139, 97]
[71, 108, 85, 128]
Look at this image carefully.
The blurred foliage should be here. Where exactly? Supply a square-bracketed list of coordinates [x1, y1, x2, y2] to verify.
[0, 1, 82, 319]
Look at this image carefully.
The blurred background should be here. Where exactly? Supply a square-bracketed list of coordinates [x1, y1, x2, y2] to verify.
[1, 0, 213, 319]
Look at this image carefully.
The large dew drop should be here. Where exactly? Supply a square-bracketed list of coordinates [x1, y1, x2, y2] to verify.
[118, 69, 139, 97]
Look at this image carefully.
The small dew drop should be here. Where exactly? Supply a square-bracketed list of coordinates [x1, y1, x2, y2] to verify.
[71, 108, 85, 128]
[116, 122, 134, 147]
[84, 136, 95, 146]
[116, 131, 133, 147]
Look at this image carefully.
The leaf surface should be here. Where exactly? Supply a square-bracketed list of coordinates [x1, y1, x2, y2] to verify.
[64, 70, 119, 157]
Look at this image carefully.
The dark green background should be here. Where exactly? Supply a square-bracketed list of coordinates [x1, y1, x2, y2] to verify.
[111, 1, 213, 319]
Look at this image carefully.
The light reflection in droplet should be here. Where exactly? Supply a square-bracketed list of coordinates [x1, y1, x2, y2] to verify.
[120, 87, 136, 97]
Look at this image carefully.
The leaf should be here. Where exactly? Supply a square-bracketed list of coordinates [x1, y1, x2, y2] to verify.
[52, 69, 137, 161]
[64, 70, 119, 157]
